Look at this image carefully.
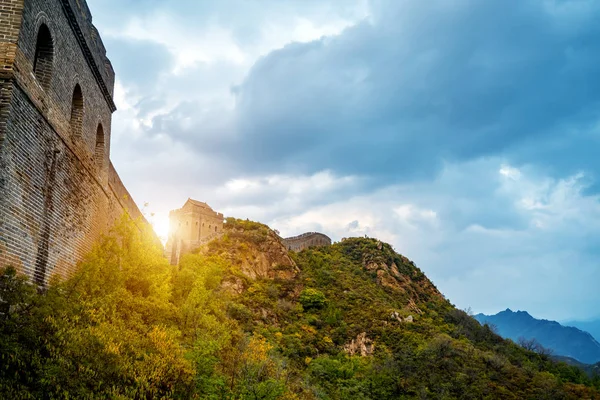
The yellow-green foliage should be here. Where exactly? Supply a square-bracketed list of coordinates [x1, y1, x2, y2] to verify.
[299, 288, 327, 310]
[0, 216, 296, 399]
[0, 217, 192, 398]
[1, 217, 599, 399]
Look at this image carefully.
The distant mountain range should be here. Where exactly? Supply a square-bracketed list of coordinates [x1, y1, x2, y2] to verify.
[475, 309, 600, 364]
[563, 319, 600, 343]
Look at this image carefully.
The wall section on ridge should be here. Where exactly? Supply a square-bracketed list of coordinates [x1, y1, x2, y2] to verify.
[283, 232, 332, 252]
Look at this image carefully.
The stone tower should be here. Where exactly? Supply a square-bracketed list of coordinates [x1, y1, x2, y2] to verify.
[0, 0, 142, 285]
[165, 199, 224, 265]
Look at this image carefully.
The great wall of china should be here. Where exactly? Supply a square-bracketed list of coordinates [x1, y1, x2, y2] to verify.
[0, 0, 142, 285]
[281, 232, 332, 252]
[0, 0, 332, 282]
[165, 198, 333, 264]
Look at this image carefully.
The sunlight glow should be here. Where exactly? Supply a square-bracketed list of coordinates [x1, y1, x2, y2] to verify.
[151, 212, 171, 243]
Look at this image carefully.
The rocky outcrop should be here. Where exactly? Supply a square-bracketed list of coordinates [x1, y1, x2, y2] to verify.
[221, 277, 244, 294]
[233, 229, 298, 280]
[343, 332, 374, 356]
[204, 220, 299, 290]
[361, 240, 445, 306]
[366, 261, 409, 292]
[390, 311, 414, 323]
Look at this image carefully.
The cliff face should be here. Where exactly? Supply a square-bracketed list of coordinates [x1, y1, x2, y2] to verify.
[199, 219, 299, 294]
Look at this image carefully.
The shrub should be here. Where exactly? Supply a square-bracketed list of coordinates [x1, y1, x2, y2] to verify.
[299, 288, 326, 310]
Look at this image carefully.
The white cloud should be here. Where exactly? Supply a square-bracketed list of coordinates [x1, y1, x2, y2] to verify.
[220, 159, 600, 321]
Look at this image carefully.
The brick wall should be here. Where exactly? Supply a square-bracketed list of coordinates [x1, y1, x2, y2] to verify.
[0, 0, 143, 285]
[283, 232, 332, 252]
[165, 200, 225, 265]
[108, 162, 143, 222]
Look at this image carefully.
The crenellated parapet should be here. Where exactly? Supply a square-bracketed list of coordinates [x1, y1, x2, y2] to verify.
[61, 0, 116, 107]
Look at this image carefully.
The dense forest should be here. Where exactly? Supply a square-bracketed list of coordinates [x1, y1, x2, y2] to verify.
[1, 217, 599, 399]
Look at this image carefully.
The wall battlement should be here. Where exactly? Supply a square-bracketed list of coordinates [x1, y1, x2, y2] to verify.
[284, 231, 328, 241]
[61, 0, 116, 107]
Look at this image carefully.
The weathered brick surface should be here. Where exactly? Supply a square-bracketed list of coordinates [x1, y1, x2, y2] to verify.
[282, 232, 332, 252]
[0, 0, 142, 285]
[165, 199, 224, 265]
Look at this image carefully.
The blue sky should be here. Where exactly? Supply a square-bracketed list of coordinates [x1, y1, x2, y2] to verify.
[88, 0, 600, 321]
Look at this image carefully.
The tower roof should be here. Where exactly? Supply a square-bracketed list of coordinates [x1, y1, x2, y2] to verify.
[184, 198, 214, 211]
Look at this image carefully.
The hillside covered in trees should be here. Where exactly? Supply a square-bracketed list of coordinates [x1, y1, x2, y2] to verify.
[1, 217, 600, 399]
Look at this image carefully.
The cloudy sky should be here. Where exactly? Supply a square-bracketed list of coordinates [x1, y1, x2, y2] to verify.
[87, 0, 600, 322]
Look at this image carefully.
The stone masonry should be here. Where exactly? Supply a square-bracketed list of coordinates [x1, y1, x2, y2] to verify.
[282, 232, 332, 252]
[0, 0, 143, 285]
[165, 199, 224, 265]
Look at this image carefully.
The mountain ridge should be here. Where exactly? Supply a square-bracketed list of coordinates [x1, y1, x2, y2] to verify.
[564, 319, 600, 344]
[475, 309, 600, 364]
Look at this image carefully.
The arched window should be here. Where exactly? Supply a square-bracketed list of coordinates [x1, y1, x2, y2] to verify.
[33, 24, 54, 90]
[94, 124, 105, 168]
[70, 84, 83, 138]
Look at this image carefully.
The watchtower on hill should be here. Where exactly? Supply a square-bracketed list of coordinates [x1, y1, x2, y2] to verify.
[0, 0, 142, 285]
[166, 199, 224, 265]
